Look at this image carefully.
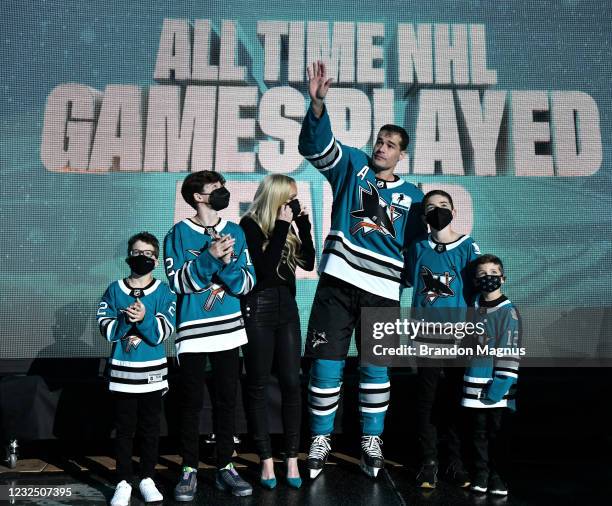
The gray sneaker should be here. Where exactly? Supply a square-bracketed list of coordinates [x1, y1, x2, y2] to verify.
[215, 463, 253, 497]
[174, 467, 197, 502]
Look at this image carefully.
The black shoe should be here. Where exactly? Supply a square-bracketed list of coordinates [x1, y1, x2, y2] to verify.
[416, 459, 438, 488]
[488, 473, 508, 496]
[444, 460, 470, 488]
[471, 471, 488, 493]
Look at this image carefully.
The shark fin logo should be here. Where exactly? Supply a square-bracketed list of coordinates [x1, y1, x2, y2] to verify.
[350, 181, 401, 238]
[419, 266, 455, 304]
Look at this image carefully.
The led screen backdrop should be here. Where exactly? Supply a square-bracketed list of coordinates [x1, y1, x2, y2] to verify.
[1, 0, 610, 359]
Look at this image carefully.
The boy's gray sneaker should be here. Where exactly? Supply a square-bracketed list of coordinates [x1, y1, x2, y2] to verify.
[215, 463, 253, 497]
[174, 467, 197, 502]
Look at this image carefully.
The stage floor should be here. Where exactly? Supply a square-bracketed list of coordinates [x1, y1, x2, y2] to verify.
[0, 450, 606, 505]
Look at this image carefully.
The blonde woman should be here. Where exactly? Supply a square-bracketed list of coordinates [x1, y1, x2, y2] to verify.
[240, 174, 315, 489]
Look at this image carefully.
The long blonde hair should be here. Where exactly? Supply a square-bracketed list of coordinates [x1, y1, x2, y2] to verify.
[244, 174, 305, 277]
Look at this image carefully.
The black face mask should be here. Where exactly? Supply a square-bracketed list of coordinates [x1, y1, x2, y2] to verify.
[425, 207, 453, 230]
[206, 187, 230, 211]
[126, 255, 156, 275]
[475, 275, 503, 293]
[288, 199, 301, 219]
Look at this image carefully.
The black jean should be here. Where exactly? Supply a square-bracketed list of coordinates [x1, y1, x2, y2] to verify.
[113, 390, 162, 482]
[416, 359, 466, 464]
[178, 349, 240, 469]
[470, 408, 504, 475]
[242, 286, 302, 459]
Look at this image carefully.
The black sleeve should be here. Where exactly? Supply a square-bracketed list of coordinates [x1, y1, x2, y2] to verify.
[240, 216, 290, 281]
[404, 200, 427, 250]
[294, 214, 316, 272]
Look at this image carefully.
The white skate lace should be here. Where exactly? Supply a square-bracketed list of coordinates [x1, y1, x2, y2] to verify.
[308, 435, 331, 460]
[361, 435, 383, 459]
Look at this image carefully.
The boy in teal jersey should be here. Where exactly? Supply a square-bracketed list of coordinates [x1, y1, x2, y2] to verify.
[463, 254, 521, 497]
[404, 190, 480, 489]
[164, 170, 256, 501]
[97, 232, 176, 506]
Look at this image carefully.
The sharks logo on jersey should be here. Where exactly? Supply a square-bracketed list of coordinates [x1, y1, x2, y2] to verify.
[187, 249, 227, 310]
[202, 283, 226, 311]
[350, 181, 401, 238]
[419, 266, 456, 304]
[123, 334, 143, 353]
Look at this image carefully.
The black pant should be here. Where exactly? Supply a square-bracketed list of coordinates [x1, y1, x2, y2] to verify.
[416, 360, 465, 464]
[242, 286, 302, 459]
[113, 390, 162, 482]
[178, 349, 240, 468]
[305, 273, 399, 359]
[470, 408, 504, 475]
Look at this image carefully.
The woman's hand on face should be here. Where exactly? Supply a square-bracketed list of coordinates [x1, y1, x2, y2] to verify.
[277, 204, 294, 223]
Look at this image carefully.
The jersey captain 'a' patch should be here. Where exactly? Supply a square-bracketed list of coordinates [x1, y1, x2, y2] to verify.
[350, 181, 401, 238]
[419, 266, 455, 304]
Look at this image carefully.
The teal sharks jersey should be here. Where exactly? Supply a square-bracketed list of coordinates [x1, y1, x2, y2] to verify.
[163, 218, 255, 355]
[462, 296, 521, 411]
[299, 106, 425, 301]
[97, 278, 176, 394]
[405, 234, 481, 308]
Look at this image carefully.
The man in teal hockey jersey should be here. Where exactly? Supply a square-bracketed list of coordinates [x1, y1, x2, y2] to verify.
[299, 60, 425, 479]
[164, 170, 256, 501]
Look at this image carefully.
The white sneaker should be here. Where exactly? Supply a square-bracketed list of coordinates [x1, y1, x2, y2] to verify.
[110, 480, 132, 506]
[139, 477, 163, 502]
